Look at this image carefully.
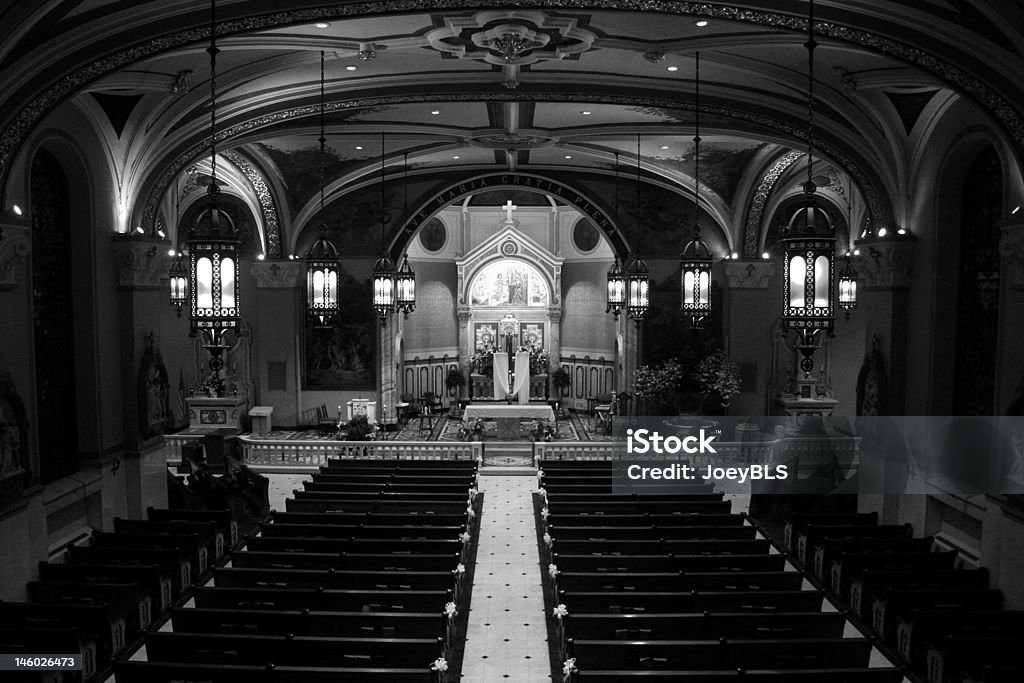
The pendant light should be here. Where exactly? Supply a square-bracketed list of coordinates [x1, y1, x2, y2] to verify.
[838, 250, 858, 318]
[626, 136, 649, 324]
[680, 51, 713, 329]
[372, 132, 396, 326]
[781, 0, 835, 376]
[306, 50, 340, 328]
[606, 151, 626, 317]
[187, 0, 240, 359]
[395, 152, 416, 317]
[169, 250, 187, 316]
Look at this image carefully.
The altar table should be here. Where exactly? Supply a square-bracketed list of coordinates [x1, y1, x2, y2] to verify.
[463, 404, 556, 439]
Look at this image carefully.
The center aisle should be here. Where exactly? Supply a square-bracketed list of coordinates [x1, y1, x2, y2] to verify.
[462, 473, 551, 681]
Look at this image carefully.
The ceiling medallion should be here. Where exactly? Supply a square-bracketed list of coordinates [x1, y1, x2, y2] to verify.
[426, 10, 596, 67]
[469, 132, 555, 150]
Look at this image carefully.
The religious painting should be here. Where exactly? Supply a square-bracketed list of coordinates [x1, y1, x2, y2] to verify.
[137, 335, 172, 440]
[572, 218, 600, 253]
[306, 277, 376, 389]
[469, 259, 549, 307]
[419, 217, 447, 252]
[520, 323, 545, 351]
[474, 323, 497, 353]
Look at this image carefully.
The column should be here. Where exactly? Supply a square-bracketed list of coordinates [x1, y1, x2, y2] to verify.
[249, 260, 303, 425]
[111, 235, 176, 518]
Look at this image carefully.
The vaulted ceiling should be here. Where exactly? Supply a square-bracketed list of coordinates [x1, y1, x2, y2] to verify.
[1, 1, 1021, 246]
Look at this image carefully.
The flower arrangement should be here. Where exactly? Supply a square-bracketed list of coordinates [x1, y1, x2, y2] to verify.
[633, 359, 686, 411]
[194, 372, 225, 398]
[457, 419, 485, 441]
[532, 421, 557, 442]
[471, 348, 495, 376]
[694, 350, 742, 407]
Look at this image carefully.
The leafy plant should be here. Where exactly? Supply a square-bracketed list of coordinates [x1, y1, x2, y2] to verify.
[694, 350, 742, 407]
[633, 359, 687, 412]
[345, 414, 374, 441]
[446, 366, 467, 392]
[551, 367, 572, 392]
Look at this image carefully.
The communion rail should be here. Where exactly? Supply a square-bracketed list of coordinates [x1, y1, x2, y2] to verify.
[237, 435, 483, 466]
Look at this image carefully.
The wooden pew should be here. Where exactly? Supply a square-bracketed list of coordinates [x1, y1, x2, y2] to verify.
[0, 602, 126, 661]
[553, 553, 786, 574]
[558, 571, 803, 593]
[566, 636, 872, 670]
[258, 522, 464, 540]
[243, 536, 463, 557]
[113, 517, 225, 560]
[27, 580, 152, 635]
[550, 537, 766, 557]
[212, 567, 458, 592]
[115, 661, 435, 682]
[147, 506, 239, 548]
[90, 531, 209, 577]
[171, 607, 447, 642]
[66, 544, 191, 595]
[272, 511, 468, 527]
[548, 522, 746, 542]
[798, 523, 913, 566]
[546, 502, 733, 521]
[38, 561, 173, 612]
[285, 497, 471, 515]
[813, 536, 937, 583]
[0, 626, 98, 680]
[872, 588, 1003, 643]
[784, 511, 878, 551]
[303, 481, 472, 495]
[559, 589, 824, 614]
[572, 668, 904, 682]
[850, 567, 987, 621]
[562, 611, 846, 641]
[926, 635, 1024, 683]
[231, 551, 462, 572]
[895, 609, 1024, 667]
[193, 586, 453, 613]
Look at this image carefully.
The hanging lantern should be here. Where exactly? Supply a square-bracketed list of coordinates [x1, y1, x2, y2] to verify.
[373, 254, 396, 325]
[680, 238, 712, 328]
[626, 255, 649, 322]
[838, 250, 858, 319]
[781, 198, 835, 372]
[188, 184, 240, 347]
[169, 251, 188, 317]
[395, 253, 416, 317]
[606, 256, 625, 317]
[306, 231, 339, 327]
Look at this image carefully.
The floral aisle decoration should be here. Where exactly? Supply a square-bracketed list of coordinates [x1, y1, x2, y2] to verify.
[633, 358, 687, 413]
[457, 419, 485, 441]
[532, 420, 556, 442]
[695, 350, 742, 408]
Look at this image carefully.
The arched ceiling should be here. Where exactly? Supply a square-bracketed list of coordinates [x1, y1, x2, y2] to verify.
[2, 1, 1021, 239]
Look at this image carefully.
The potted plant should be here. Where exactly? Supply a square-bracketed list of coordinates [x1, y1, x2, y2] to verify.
[694, 350, 742, 414]
[633, 359, 687, 415]
[345, 414, 374, 441]
[551, 367, 572, 397]
[446, 365, 466, 399]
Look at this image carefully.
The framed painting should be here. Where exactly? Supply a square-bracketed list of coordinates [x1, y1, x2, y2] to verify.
[305, 277, 376, 389]
[474, 323, 497, 353]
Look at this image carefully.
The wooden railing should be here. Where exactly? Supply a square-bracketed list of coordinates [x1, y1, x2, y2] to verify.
[534, 438, 786, 466]
[238, 435, 483, 466]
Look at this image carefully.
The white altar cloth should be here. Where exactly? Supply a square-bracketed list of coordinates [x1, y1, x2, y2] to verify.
[463, 404, 556, 421]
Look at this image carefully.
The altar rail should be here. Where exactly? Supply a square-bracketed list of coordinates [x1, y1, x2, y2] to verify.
[535, 438, 787, 467]
[238, 435, 482, 466]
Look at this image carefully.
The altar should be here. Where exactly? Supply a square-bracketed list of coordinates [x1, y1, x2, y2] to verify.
[463, 403, 556, 439]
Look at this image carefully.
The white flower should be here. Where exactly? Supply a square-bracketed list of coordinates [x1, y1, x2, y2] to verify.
[455, 563, 466, 574]
[444, 601, 458, 618]
[466, 505, 475, 519]
[543, 533, 552, 547]
[540, 507, 549, 519]
[431, 657, 448, 672]
[553, 603, 568, 619]
[548, 563, 559, 578]
[459, 532, 471, 544]
[468, 487, 478, 499]
[562, 657, 576, 675]
[537, 469, 545, 478]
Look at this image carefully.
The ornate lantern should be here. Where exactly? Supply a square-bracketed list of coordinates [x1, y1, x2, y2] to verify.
[373, 254, 395, 325]
[395, 252, 416, 316]
[838, 250, 858, 319]
[606, 255, 625, 316]
[680, 51, 713, 329]
[169, 251, 188, 316]
[626, 255, 649, 322]
[781, 198, 835, 371]
[188, 187, 240, 348]
[306, 232, 339, 327]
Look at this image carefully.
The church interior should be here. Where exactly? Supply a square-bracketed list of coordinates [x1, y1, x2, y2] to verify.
[1, 1, 1024, 681]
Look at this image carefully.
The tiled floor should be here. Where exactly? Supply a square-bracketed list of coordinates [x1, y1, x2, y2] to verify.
[462, 474, 550, 682]
[265, 472, 309, 512]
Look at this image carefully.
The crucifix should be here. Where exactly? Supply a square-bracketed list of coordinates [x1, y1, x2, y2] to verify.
[500, 199, 519, 228]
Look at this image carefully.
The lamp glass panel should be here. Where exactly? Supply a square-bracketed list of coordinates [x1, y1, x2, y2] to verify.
[683, 271, 695, 304]
[221, 257, 236, 309]
[197, 257, 213, 309]
[327, 270, 338, 304]
[789, 256, 806, 307]
[813, 255, 830, 308]
[698, 271, 709, 305]
[312, 270, 325, 305]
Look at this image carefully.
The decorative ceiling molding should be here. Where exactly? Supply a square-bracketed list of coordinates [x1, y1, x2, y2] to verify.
[426, 10, 596, 67]
[1, 1, 1022, 190]
[249, 260, 303, 288]
[742, 150, 803, 258]
[721, 260, 776, 289]
[110, 236, 174, 289]
[221, 149, 282, 258]
[856, 237, 917, 290]
[137, 91, 893, 240]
